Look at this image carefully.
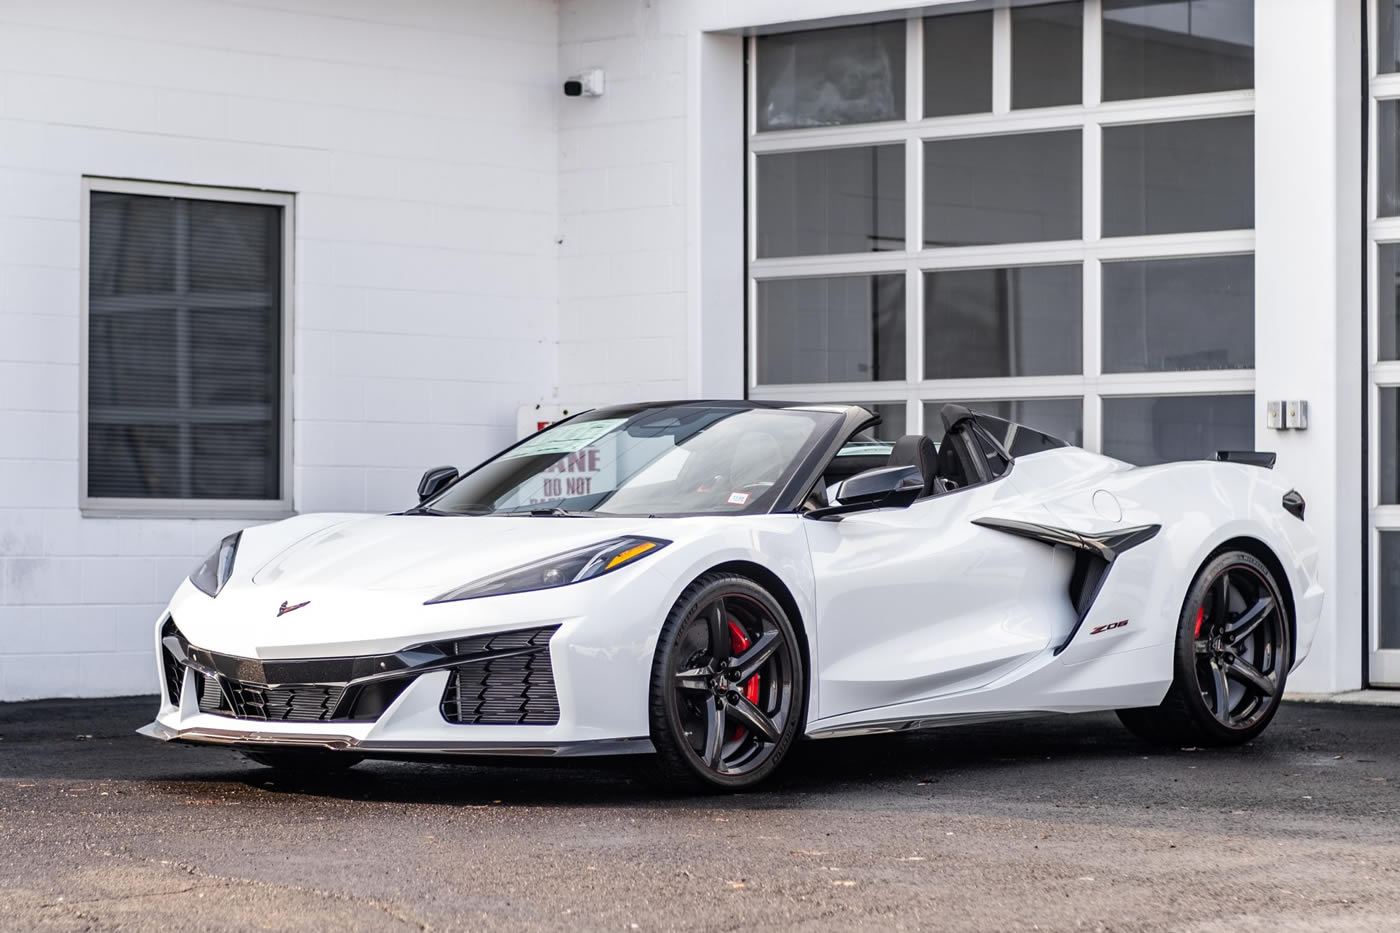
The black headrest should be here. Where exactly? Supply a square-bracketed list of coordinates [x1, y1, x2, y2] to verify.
[887, 435, 938, 496]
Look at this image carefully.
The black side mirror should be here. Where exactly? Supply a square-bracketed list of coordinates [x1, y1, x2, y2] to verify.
[417, 465, 458, 502]
[805, 464, 922, 520]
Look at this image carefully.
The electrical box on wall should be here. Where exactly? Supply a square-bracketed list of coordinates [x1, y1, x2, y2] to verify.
[1266, 400, 1309, 430]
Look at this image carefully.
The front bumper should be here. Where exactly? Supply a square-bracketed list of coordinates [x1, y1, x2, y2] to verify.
[142, 619, 654, 758]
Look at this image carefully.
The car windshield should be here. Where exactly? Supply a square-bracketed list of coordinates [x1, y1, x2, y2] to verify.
[424, 405, 843, 517]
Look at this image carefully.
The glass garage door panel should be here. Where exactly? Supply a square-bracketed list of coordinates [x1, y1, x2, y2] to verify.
[1011, 2, 1083, 110]
[1379, 534, 1400, 652]
[757, 275, 905, 385]
[757, 22, 906, 131]
[924, 130, 1082, 246]
[924, 265, 1082, 379]
[1102, 254, 1254, 373]
[923, 12, 993, 117]
[1101, 394, 1253, 465]
[1102, 116, 1254, 237]
[1102, 0, 1254, 101]
[757, 146, 905, 257]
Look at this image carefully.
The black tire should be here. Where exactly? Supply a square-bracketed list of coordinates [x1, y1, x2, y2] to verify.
[239, 749, 364, 772]
[1117, 550, 1291, 747]
[643, 572, 805, 792]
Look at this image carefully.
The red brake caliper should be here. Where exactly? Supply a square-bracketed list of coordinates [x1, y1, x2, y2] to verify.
[727, 620, 761, 741]
[1193, 605, 1206, 639]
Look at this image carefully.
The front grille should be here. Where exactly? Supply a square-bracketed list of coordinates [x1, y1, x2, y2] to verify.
[164, 619, 560, 726]
[441, 626, 560, 725]
[193, 675, 344, 723]
[198, 670, 228, 715]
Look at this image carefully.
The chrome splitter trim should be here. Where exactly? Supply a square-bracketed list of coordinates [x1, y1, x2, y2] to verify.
[138, 720, 654, 757]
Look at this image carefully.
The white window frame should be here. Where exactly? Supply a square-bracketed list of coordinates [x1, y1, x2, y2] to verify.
[79, 177, 295, 519]
[1368, 9, 1400, 684]
[745, 0, 1256, 447]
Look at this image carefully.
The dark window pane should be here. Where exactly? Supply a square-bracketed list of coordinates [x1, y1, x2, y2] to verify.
[924, 264, 1082, 379]
[87, 309, 177, 409]
[923, 398, 1083, 447]
[1102, 0, 1253, 100]
[1012, 2, 1083, 110]
[1382, 1, 1400, 74]
[1102, 254, 1254, 372]
[924, 12, 992, 117]
[924, 130, 1082, 246]
[1102, 116, 1253, 236]
[757, 22, 906, 131]
[1379, 101, 1400, 218]
[89, 193, 174, 296]
[1380, 245, 1400, 360]
[1379, 533, 1400, 650]
[757, 146, 904, 257]
[188, 200, 281, 291]
[1102, 393, 1253, 465]
[87, 191, 283, 500]
[757, 275, 905, 384]
[1380, 388, 1400, 504]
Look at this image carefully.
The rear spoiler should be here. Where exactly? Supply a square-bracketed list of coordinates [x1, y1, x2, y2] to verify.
[1216, 450, 1276, 469]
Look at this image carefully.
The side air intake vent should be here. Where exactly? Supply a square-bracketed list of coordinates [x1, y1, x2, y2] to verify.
[160, 619, 186, 705]
[440, 626, 561, 725]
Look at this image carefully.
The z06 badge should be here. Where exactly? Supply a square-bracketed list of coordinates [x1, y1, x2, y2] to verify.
[1089, 620, 1128, 635]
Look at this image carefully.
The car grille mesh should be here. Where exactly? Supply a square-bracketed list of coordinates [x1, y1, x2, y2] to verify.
[233, 683, 346, 722]
[441, 626, 560, 725]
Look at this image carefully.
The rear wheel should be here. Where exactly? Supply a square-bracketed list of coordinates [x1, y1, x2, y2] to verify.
[240, 749, 364, 772]
[644, 573, 804, 792]
[1118, 550, 1290, 747]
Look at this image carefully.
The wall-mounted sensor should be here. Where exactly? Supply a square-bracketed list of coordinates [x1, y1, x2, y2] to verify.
[564, 69, 606, 98]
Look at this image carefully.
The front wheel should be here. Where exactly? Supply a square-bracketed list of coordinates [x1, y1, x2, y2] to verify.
[1118, 550, 1291, 747]
[644, 573, 805, 792]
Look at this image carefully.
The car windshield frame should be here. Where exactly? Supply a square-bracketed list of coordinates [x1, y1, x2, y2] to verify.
[419, 403, 851, 518]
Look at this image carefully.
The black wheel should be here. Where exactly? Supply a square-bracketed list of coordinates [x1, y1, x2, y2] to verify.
[644, 572, 805, 792]
[1118, 550, 1291, 747]
[240, 749, 364, 772]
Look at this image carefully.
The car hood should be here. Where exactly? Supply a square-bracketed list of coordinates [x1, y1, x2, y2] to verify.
[244, 513, 669, 595]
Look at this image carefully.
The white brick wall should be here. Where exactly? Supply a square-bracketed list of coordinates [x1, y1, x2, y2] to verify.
[557, 0, 693, 406]
[0, 0, 563, 699]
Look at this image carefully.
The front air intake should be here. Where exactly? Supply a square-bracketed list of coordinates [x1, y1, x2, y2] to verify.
[440, 626, 561, 725]
[160, 619, 186, 705]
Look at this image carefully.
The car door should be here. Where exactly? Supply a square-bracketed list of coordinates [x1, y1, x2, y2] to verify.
[802, 456, 1075, 723]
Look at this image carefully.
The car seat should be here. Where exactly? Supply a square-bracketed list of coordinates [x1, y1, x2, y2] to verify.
[886, 435, 942, 497]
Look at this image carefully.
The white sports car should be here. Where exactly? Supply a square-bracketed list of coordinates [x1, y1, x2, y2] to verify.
[141, 401, 1323, 791]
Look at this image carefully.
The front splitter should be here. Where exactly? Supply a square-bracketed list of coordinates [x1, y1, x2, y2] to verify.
[137, 720, 654, 758]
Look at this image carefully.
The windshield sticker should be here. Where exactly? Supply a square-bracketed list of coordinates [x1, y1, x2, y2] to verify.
[726, 491, 750, 505]
[500, 419, 626, 460]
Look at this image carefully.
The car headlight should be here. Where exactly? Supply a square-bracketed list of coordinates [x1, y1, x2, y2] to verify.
[427, 535, 670, 604]
[190, 532, 242, 598]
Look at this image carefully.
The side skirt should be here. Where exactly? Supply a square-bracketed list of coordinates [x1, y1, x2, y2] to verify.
[806, 710, 1061, 740]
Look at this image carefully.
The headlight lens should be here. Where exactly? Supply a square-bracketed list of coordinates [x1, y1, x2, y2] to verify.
[190, 532, 242, 598]
[427, 535, 669, 604]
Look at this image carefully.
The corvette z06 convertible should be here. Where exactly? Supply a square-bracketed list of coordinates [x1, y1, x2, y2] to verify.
[143, 401, 1322, 791]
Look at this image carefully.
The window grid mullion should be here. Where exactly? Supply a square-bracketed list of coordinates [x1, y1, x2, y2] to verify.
[1083, 0, 1102, 108]
[992, 6, 1012, 115]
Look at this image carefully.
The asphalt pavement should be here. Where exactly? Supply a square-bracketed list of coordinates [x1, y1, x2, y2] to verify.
[1, 695, 1397, 932]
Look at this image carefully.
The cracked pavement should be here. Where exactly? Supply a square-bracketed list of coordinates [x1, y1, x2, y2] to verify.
[1, 696, 1398, 931]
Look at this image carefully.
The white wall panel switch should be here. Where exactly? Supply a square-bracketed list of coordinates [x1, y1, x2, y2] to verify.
[1266, 400, 1284, 429]
[1285, 399, 1309, 429]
